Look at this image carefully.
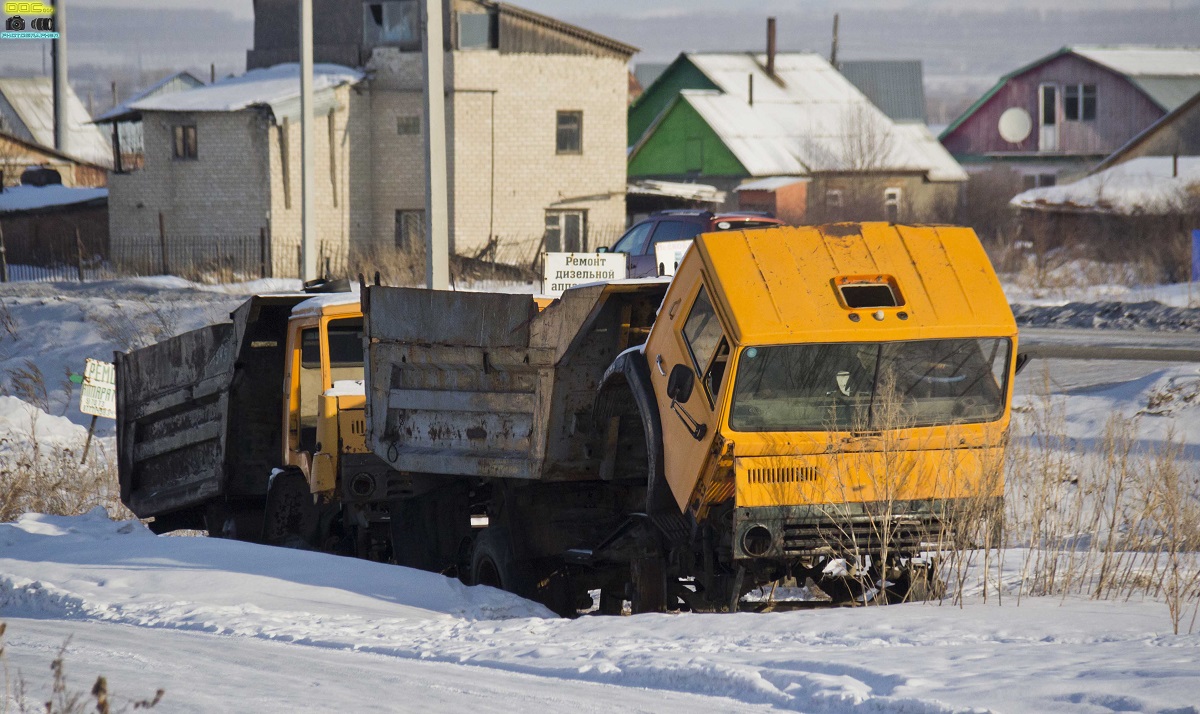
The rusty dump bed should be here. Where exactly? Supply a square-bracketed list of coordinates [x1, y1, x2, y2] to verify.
[116, 295, 303, 518]
[363, 283, 667, 482]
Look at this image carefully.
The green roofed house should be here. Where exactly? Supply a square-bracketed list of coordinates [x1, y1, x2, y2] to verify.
[627, 51, 966, 225]
[939, 46, 1200, 192]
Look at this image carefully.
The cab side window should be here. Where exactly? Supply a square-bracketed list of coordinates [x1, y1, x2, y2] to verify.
[681, 286, 728, 406]
[296, 327, 321, 452]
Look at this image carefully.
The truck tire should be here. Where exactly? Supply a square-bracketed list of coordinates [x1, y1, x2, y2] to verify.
[262, 468, 317, 548]
[630, 557, 667, 614]
[470, 527, 532, 597]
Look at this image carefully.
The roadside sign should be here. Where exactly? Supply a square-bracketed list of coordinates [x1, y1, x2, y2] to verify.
[79, 358, 116, 419]
[654, 240, 692, 277]
[542, 252, 627, 297]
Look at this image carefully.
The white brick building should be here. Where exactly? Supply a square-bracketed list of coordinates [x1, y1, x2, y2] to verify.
[107, 0, 635, 277]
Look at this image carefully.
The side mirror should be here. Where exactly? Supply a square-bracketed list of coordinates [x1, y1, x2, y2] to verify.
[667, 364, 695, 403]
[596, 246, 609, 253]
[1014, 352, 1031, 376]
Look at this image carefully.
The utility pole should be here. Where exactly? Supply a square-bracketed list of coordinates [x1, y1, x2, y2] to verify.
[830, 13, 840, 69]
[299, 0, 317, 282]
[51, 0, 68, 155]
[422, 0, 450, 290]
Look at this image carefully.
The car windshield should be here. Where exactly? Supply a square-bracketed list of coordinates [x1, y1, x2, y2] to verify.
[728, 338, 1010, 432]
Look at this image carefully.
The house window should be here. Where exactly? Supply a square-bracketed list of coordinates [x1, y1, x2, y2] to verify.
[363, 1, 420, 51]
[825, 189, 843, 209]
[1022, 173, 1057, 190]
[173, 125, 197, 159]
[397, 115, 420, 135]
[1064, 84, 1097, 121]
[395, 209, 425, 250]
[545, 210, 586, 252]
[1070, 84, 1099, 121]
[883, 187, 902, 222]
[556, 111, 582, 154]
[458, 11, 497, 49]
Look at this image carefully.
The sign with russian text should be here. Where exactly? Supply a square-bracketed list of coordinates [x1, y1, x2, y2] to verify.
[542, 252, 627, 297]
[79, 358, 116, 420]
[654, 240, 693, 277]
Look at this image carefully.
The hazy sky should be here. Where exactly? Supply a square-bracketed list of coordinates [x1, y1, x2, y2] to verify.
[46, 0, 1200, 22]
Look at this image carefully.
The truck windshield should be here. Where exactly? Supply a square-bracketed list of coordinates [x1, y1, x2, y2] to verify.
[728, 338, 1010, 432]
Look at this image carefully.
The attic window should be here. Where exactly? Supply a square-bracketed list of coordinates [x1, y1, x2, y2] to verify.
[458, 11, 497, 50]
[363, 1, 420, 51]
[835, 276, 904, 309]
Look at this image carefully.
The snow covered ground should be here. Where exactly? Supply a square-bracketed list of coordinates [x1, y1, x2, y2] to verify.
[1, 276, 1199, 712]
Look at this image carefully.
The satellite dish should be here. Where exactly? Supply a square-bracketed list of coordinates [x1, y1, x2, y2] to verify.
[998, 107, 1032, 144]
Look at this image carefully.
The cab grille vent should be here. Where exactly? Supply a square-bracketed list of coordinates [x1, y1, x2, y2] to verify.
[747, 466, 819, 484]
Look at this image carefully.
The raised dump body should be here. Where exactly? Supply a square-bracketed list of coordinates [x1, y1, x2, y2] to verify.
[364, 222, 1018, 613]
[362, 283, 668, 482]
[116, 295, 304, 530]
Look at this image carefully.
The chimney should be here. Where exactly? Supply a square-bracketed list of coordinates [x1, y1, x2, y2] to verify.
[766, 17, 776, 78]
[748, 74, 754, 106]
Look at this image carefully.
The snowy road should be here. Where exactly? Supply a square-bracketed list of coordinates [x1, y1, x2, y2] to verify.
[2, 513, 1198, 714]
[2, 280, 1199, 712]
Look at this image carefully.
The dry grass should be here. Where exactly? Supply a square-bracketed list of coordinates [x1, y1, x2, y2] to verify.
[0, 364, 130, 524]
[958, 371, 1200, 634]
[795, 363, 1200, 634]
[1, 623, 164, 713]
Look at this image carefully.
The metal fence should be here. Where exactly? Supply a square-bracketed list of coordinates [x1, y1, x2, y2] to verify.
[0, 224, 630, 286]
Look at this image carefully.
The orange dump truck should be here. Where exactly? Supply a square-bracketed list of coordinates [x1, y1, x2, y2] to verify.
[118, 224, 1017, 614]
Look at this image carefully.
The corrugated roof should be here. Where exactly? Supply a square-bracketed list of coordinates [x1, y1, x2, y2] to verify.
[627, 179, 725, 203]
[1011, 155, 1200, 215]
[695, 223, 1015, 346]
[838, 60, 927, 123]
[665, 54, 963, 181]
[130, 64, 363, 120]
[94, 71, 206, 124]
[0, 78, 113, 168]
[1128, 77, 1200, 114]
[1071, 47, 1200, 78]
[736, 176, 809, 191]
[892, 124, 968, 182]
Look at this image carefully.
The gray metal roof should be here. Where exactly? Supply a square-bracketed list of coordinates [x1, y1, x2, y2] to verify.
[94, 71, 206, 124]
[1129, 77, 1200, 114]
[838, 60, 927, 123]
[0, 78, 113, 167]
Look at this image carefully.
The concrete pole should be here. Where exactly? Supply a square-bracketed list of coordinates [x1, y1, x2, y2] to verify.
[422, 0, 450, 290]
[299, 0, 317, 282]
[51, 0, 68, 155]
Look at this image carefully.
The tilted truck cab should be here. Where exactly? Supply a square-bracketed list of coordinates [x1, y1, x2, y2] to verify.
[624, 223, 1015, 605]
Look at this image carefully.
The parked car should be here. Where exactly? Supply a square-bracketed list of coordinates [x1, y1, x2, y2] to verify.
[604, 211, 784, 277]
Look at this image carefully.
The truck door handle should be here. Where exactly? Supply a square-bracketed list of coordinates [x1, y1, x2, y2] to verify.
[655, 355, 666, 376]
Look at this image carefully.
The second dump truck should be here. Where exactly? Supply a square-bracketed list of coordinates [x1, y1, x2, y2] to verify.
[117, 223, 1018, 613]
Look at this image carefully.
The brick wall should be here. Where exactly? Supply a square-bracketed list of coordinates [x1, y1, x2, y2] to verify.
[109, 110, 271, 240]
[362, 47, 629, 260]
[109, 87, 356, 277]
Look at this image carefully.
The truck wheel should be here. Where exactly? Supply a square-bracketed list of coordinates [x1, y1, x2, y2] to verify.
[262, 468, 317, 548]
[630, 557, 667, 614]
[470, 527, 532, 597]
